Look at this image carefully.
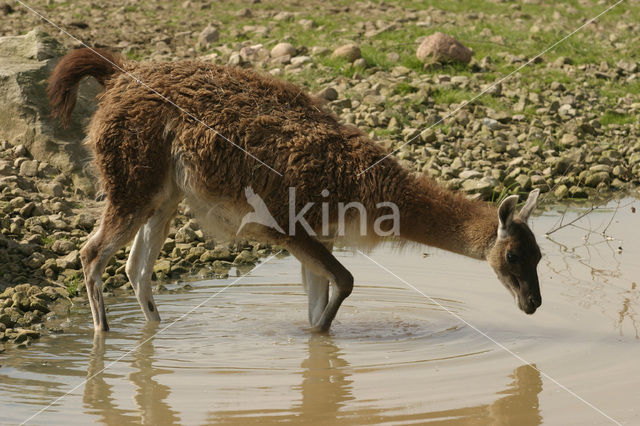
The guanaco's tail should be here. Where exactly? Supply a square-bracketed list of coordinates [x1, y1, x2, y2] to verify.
[47, 48, 124, 127]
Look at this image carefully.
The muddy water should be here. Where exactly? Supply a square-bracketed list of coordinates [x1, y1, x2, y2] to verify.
[1, 197, 639, 425]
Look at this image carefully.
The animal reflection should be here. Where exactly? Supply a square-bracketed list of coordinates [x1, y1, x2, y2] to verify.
[83, 324, 179, 424]
[206, 335, 543, 425]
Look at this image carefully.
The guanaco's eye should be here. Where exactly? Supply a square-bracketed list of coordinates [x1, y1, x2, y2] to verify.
[506, 251, 519, 264]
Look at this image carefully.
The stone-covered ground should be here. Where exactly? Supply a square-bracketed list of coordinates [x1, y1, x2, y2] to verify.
[0, 138, 277, 349]
[3, 0, 639, 198]
[1, 0, 639, 348]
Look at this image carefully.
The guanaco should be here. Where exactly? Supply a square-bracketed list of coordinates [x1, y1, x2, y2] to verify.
[48, 48, 542, 332]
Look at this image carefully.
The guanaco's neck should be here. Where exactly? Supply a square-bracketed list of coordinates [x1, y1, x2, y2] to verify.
[387, 173, 498, 259]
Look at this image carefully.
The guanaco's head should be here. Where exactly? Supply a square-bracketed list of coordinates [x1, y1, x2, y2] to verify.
[487, 189, 542, 315]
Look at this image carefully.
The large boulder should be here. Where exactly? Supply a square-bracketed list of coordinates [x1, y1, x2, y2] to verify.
[416, 32, 472, 65]
[0, 29, 101, 195]
[331, 44, 362, 62]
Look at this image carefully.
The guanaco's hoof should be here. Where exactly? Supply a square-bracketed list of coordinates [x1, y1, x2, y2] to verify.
[309, 323, 331, 333]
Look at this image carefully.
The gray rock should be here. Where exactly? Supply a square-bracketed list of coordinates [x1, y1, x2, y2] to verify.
[9, 196, 26, 209]
[420, 129, 436, 144]
[363, 94, 386, 106]
[74, 213, 95, 230]
[515, 174, 532, 190]
[56, 250, 80, 269]
[311, 46, 330, 56]
[616, 59, 638, 73]
[175, 226, 199, 243]
[481, 118, 500, 130]
[450, 157, 464, 172]
[547, 156, 572, 174]
[270, 42, 296, 58]
[24, 252, 46, 269]
[239, 44, 269, 63]
[298, 19, 315, 29]
[554, 184, 569, 198]
[197, 24, 219, 49]
[0, 313, 13, 328]
[13, 329, 40, 344]
[558, 104, 576, 116]
[491, 139, 507, 153]
[455, 111, 471, 126]
[228, 52, 242, 66]
[316, 87, 338, 101]
[560, 133, 579, 147]
[234, 249, 257, 265]
[451, 75, 469, 85]
[13, 144, 28, 157]
[569, 186, 588, 198]
[416, 32, 472, 64]
[386, 52, 400, 62]
[589, 164, 612, 174]
[273, 11, 294, 21]
[19, 160, 38, 177]
[51, 239, 76, 255]
[353, 58, 367, 68]
[401, 127, 420, 142]
[290, 55, 312, 66]
[585, 171, 610, 187]
[270, 54, 291, 65]
[39, 182, 63, 197]
[461, 179, 493, 197]
[209, 246, 234, 261]
[459, 170, 483, 179]
[153, 259, 172, 275]
[20, 201, 44, 218]
[531, 175, 546, 186]
[0, 30, 100, 195]
[236, 8, 252, 18]
[331, 44, 361, 62]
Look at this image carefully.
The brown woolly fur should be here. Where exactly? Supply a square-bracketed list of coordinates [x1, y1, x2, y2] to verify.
[47, 48, 124, 127]
[48, 48, 542, 332]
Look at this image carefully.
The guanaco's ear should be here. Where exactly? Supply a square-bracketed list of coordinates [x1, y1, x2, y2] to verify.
[497, 195, 518, 239]
[518, 189, 540, 223]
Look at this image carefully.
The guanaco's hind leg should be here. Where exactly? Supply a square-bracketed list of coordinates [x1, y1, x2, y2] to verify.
[301, 240, 334, 326]
[301, 266, 329, 326]
[287, 233, 352, 332]
[126, 195, 180, 322]
[81, 202, 148, 332]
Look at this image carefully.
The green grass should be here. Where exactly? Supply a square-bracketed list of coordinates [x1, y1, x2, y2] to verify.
[492, 183, 519, 203]
[394, 82, 419, 96]
[125, 50, 146, 61]
[66, 274, 80, 297]
[598, 80, 640, 105]
[431, 87, 473, 105]
[600, 111, 635, 127]
[32, 0, 639, 136]
[133, 0, 639, 94]
[45, 0, 71, 10]
[529, 139, 546, 150]
[40, 235, 55, 247]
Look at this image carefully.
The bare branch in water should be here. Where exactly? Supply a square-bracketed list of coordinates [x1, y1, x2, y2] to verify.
[545, 205, 597, 236]
[545, 198, 633, 237]
[603, 199, 621, 235]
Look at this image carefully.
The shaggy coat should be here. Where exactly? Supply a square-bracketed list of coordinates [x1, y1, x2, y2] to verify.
[48, 48, 542, 332]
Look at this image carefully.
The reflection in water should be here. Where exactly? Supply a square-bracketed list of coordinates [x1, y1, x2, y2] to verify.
[544, 204, 640, 340]
[298, 334, 354, 422]
[83, 334, 137, 424]
[353, 363, 543, 425]
[206, 334, 543, 424]
[487, 364, 543, 426]
[83, 325, 180, 425]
